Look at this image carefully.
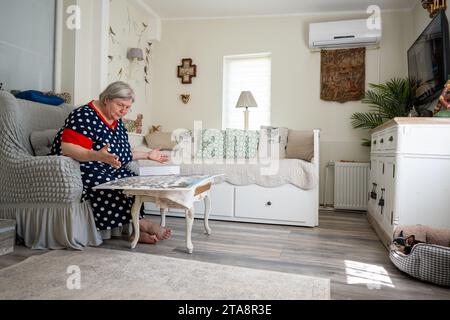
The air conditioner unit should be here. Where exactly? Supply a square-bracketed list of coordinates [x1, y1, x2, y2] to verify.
[309, 19, 381, 51]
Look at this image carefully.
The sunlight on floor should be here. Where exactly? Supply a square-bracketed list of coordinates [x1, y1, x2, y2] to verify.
[345, 260, 395, 289]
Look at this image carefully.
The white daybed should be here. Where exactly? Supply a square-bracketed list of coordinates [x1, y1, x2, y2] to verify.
[131, 129, 320, 227]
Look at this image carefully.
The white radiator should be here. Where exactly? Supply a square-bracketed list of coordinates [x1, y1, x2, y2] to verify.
[334, 161, 370, 211]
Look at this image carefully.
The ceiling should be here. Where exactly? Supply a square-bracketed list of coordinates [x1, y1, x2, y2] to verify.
[144, 0, 418, 19]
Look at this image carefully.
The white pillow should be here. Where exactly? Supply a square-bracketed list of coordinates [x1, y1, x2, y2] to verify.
[259, 126, 288, 159]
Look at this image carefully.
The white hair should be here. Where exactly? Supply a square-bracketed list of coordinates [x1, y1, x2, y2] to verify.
[99, 81, 135, 103]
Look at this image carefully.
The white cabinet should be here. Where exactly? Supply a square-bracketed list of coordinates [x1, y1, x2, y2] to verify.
[368, 118, 450, 248]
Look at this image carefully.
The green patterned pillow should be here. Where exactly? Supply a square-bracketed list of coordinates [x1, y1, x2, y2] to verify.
[197, 129, 225, 159]
[225, 129, 246, 159]
[246, 130, 259, 159]
[225, 129, 259, 159]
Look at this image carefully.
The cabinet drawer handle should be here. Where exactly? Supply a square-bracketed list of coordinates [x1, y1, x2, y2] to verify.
[380, 139, 384, 144]
[389, 136, 394, 142]
[266, 201, 272, 206]
[373, 140, 377, 145]
[370, 183, 377, 199]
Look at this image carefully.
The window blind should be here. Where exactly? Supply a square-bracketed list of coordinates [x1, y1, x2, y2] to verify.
[222, 53, 271, 130]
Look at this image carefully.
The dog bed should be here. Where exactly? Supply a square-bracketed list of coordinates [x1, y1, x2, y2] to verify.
[389, 225, 450, 287]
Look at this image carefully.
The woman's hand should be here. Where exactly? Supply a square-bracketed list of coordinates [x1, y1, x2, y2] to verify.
[61, 142, 121, 168]
[147, 148, 169, 163]
[98, 144, 121, 168]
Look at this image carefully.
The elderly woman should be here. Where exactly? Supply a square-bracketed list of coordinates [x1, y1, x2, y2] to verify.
[50, 81, 171, 244]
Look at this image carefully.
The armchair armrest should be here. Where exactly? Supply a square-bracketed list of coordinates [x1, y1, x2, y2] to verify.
[0, 155, 83, 204]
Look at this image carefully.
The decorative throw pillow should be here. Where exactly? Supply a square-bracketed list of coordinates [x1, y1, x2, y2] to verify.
[225, 129, 259, 159]
[171, 129, 193, 158]
[285, 130, 314, 162]
[16, 90, 64, 106]
[30, 129, 58, 156]
[144, 132, 177, 150]
[44, 91, 72, 104]
[225, 129, 246, 159]
[197, 129, 225, 159]
[246, 130, 259, 159]
[259, 126, 288, 159]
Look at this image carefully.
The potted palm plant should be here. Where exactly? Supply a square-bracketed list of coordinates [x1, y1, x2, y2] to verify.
[351, 77, 418, 146]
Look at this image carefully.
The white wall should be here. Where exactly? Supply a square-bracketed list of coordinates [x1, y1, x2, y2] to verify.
[57, 0, 109, 105]
[58, 0, 159, 131]
[150, 11, 413, 205]
[108, 0, 154, 134]
[72, 0, 109, 105]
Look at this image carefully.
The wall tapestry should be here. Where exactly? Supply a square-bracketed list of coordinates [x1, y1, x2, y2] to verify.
[320, 47, 365, 103]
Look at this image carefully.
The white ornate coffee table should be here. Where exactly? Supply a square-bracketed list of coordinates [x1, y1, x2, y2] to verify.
[94, 175, 223, 253]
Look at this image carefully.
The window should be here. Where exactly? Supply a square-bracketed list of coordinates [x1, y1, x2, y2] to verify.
[222, 53, 271, 130]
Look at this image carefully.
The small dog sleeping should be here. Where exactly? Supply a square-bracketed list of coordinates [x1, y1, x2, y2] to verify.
[392, 230, 424, 255]
[392, 225, 450, 255]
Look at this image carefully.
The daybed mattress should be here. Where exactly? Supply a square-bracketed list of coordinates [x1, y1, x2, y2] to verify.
[129, 158, 317, 190]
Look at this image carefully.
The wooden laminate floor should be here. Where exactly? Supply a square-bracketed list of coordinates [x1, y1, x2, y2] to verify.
[1, 210, 449, 300]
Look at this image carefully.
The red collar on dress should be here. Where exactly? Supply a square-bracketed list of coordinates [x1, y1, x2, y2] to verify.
[88, 100, 117, 129]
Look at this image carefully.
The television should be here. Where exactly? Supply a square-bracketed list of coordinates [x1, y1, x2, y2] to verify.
[408, 10, 450, 106]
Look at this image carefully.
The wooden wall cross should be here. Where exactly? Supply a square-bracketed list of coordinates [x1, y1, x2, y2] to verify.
[177, 58, 197, 84]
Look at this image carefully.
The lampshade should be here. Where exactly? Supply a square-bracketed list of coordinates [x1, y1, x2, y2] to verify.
[235, 91, 257, 108]
[127, 48, 144, 61]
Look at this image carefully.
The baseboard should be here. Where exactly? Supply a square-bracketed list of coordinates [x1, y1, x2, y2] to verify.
[319, 206, 335, 211]
[366, 213, 392, 251]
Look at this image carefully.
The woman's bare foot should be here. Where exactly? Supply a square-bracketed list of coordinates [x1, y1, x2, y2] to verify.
[131, 231, 159, 244]
[139, 219, 172, 240]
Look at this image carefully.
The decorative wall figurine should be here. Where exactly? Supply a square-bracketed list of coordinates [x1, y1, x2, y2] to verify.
[150, 125, 162, 133]
[177, 58, 197, 84]
[144, 42, 152, 85]
[123, 118, 136, 133]
[123, 114, 144, 133]
[180, 94, 190, 104]
[135, 114, 143, 133]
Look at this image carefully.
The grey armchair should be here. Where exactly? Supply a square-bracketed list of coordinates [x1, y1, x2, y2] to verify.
[0, 91, 102, 249]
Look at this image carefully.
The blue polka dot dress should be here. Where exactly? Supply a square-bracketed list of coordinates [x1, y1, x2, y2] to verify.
[50, 101, 144, 231]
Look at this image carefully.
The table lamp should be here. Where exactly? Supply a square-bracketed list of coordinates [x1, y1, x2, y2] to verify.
[235, 91, 257, 130]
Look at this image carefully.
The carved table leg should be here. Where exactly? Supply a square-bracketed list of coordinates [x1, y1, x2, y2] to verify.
[203, 192, 211, 235]
[185, 207, 194, 254]
[160, 207, 168, 227]
[130, 195, 142, 249]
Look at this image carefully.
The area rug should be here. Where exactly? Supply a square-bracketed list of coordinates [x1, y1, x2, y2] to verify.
[0, 248, 330, 300]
